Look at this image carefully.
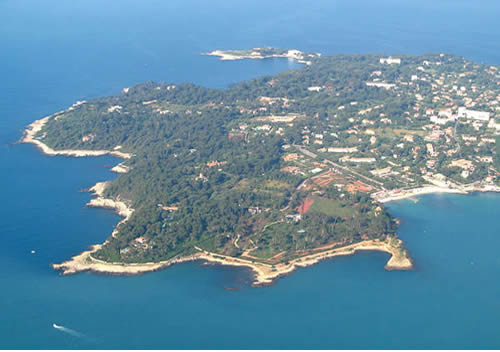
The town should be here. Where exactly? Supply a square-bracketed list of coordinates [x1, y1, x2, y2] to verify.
[226, 53, 500, 205]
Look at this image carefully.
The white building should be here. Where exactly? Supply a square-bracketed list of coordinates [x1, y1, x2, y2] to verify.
[340, 156, 376, 163]
[327, 147, 358, 153]
[380, 57, 401, 65]
[254, 124, 271, 131]
[370, 167, 392, 177]
[458, 107, 490, 121]
[366, 82, 395, 89]
[430, 115, 456, 125]
[307, 86, 323, 92]
[487, 119, 500, 133]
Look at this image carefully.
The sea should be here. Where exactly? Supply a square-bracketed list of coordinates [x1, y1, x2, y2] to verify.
[1, 0, 499, 349]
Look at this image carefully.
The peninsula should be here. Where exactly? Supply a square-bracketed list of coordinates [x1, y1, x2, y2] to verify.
[203, 47, 320, 65]
[23, 50, 499, 286]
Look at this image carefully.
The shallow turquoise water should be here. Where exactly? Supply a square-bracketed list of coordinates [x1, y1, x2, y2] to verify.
[1, 0, 499, 349]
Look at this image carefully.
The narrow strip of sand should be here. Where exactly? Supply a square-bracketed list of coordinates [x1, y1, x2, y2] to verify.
[374, 186, 467, 203]
[373, 184, 500, 203]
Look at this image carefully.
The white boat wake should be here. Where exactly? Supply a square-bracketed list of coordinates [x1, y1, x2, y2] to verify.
[52, 323, 83, 338]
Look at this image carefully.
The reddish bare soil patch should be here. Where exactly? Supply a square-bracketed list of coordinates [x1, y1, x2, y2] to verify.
[297, 198, 315, 215]
[312, 170, 336, 188]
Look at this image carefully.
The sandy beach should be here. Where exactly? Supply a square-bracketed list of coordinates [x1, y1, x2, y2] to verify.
[373, 186, 468, 203]
[373, 184, 500, 203]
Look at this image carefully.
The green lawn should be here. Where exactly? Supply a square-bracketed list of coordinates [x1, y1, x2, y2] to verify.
[373, 128, 425, 139]
[309, 197, 355, 217]
[246, 247, 278, 259]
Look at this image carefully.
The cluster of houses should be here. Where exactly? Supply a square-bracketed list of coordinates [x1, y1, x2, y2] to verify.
[282, 56, 497, 188]
[226, 54, 498, 197]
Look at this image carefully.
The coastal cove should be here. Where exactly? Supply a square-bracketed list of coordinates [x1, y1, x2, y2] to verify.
[2, 0, 500, 349]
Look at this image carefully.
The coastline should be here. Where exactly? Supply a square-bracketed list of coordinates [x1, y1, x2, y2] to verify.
[22, 110, 498, 287]
[21, 111, 139, 277]
[205, 50, 293, 61]
[22, 110, 412, 286]
[86, 181, 134, 225]
[50, 175, 499, 287]
[372, 184, 500, 203]
[197, 238, 413, 286]
[22, 115, 132, 159]
[110, 162, 131, 173]
[52, 237, 412, 286]
[52, 179, 135, 267]
[203, 49, 317, 65]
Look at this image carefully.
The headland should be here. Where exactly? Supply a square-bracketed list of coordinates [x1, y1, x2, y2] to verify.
[22, 50, 500, 287]
[52, 236, 412, 286]
[203, 47, 320, 65]
[22, 115, 132, 159]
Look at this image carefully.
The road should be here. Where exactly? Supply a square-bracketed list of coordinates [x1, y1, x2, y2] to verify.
[294, 145, 385, 189]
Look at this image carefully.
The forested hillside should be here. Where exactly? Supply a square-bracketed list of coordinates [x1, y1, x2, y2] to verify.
[35, 52, 498, 264]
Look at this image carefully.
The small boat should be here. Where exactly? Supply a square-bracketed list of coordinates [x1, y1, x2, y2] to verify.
[31, 250, 36, 254]
[224, 286, 240, 291]
[53, 323, 62, 329]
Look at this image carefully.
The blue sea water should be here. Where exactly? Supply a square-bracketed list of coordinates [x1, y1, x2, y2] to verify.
[1, 0, 499, 348]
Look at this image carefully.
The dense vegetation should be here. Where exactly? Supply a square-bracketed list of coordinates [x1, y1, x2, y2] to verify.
[36, 52, 498, 263]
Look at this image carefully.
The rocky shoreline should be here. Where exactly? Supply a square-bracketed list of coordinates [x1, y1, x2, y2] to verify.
[21, 111, 418, 287]
[203, 49, 318, 65]
[50, 176, 500, 287]
[22, 115, 132, 159]
[52, 237, 412, 286]
[86, 181, 133, 221]
[26, 108, 500, 288]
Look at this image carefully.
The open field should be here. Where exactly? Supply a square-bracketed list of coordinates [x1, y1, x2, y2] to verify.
[309, 197, 355, 217]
